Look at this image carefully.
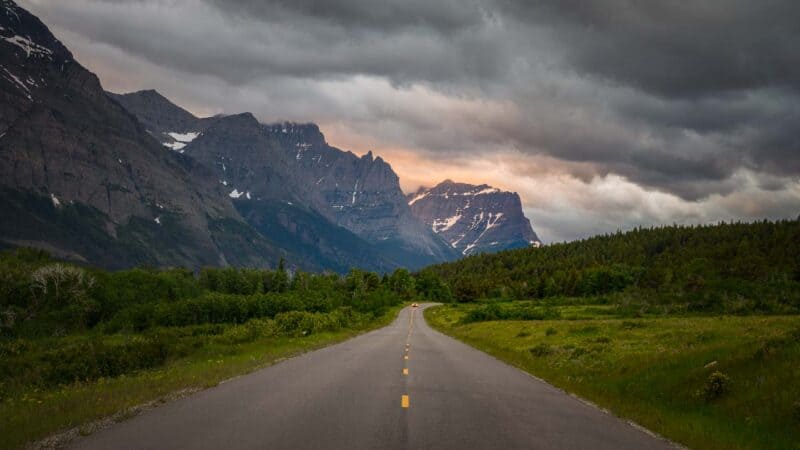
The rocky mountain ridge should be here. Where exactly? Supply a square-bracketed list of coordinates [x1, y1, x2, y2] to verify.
[0, 1, 537, 271]
[407, 180, 541, 256]
[112, 89, 457, 268]
[0, 0, 282, 268]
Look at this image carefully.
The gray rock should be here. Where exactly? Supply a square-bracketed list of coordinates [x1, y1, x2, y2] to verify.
[115, 90, 457, 269]
[407, 180, 541, 256]
[0, 0, 281, 268]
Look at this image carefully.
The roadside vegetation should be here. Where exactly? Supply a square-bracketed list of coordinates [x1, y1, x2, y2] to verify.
[0, 249, 427, 449]
[422, 218, 800, 449]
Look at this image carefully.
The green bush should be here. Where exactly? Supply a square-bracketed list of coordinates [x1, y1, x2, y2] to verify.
[217, 319, 274, 344]
[36, 334, 181, 386]
[699, 371, 731, 401]
[529, 343, 553, 357]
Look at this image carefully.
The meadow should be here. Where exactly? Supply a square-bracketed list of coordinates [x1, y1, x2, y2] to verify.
[426, 302, 800, 450]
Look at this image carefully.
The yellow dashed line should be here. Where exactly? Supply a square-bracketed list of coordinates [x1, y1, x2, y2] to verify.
[401, 395, 409, 408]
[403, 368, 408, 375]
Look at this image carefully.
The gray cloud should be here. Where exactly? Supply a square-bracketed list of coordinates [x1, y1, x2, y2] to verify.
[17, 0, 800, 240]
[500, 0, 800, 98]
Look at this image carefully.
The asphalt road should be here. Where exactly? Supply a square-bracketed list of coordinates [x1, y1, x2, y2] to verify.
[71, 305, 676, 450]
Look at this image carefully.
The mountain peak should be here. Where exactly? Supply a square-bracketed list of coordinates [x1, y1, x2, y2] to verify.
[407, 179, 540, 255]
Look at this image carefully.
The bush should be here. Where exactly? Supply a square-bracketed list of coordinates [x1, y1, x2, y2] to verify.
[217, 319, 274, 344]
[529, 343, 553, 357]
[699, 371, 731, 401]
[35, 334, 182, 386]
[272, 308, 366, 337]
[792, 400, 800, 424]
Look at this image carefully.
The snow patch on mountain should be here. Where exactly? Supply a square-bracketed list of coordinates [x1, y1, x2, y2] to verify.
[167, 131, 200, 142]
[2, 34, 53, 59]
[407, 191, 429, 206]
[162, 131, 200, 153]
[432, 214, 461, 232]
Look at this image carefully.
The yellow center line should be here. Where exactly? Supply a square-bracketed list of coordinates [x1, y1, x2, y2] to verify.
[403, 368, 408, 375]
[401, 395, 409, 408]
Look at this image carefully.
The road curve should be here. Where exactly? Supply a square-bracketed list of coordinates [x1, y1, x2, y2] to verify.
[70, 304, 676, 450]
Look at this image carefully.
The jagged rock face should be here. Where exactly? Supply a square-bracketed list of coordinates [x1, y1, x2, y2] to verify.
[197, 118, 456, 264]
[114, 91, 458, 267]
[408, 180, 541, 256]
[0, 1, 281, 268]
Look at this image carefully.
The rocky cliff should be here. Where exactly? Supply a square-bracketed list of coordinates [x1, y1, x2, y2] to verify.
[0, 0, 282, 268]
[113, 90, 457, 268]
[407, 180, 541, 256]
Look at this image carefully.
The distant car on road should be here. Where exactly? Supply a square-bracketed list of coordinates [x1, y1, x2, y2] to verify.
[411, 303, 419, 308]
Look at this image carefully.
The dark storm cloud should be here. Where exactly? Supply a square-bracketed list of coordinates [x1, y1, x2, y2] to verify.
[205, 0, 487, 33]
[17, 0, 800, 227]
[500, 0, 800, 98]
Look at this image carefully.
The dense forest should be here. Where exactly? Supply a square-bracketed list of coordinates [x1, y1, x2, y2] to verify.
[420, 219, 800, 315]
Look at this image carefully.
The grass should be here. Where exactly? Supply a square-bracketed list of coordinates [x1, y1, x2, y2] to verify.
[0, 305, 403, 449]
[425, 303, 800, 450]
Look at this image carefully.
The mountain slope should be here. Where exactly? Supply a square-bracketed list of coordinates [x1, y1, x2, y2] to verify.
[0, 0, 282, 268]
[114, 90, 458, 269]
[408, 180, 541, 256]
[108, 89, 212, 152]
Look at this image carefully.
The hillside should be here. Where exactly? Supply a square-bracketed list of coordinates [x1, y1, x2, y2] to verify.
[0, 0, 282, 269]
[111, 90, 458, 270]
[421, 219, 800, 312]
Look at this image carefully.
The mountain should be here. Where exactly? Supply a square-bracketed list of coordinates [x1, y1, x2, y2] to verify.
[108, 89, 213, 153]
[112, 90, 457, 269]
[407, 180, 541, 256]
[0, 0, 282, 268]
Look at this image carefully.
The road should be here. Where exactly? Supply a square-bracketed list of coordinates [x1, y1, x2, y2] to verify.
[71, 304, 676, 449]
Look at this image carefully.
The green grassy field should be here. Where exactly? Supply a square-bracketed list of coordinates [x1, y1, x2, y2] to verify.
[425, 303, 800, 450]
[0, 305, 401, 450]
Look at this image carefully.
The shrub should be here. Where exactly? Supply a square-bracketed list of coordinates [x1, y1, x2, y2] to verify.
[529, 343, 553, 357]
[35, 334, 182, 386]
[699, 371, 731, 401]
[29, 264, 96, 327]
[545, 327, 557, 336]
[570, 346, 589, 358]
[516, 329, 531, 338]
[217, 320, 271, 345]
[792, 400, 800, 424]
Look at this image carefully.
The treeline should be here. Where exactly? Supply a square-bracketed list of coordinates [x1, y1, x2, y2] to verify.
[420, 219, 800, 314]
[0, 249, 451, 391]
[0, 250, 450, 338]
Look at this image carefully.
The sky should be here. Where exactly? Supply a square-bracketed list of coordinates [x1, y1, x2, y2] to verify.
[19, 0, 800, 242]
